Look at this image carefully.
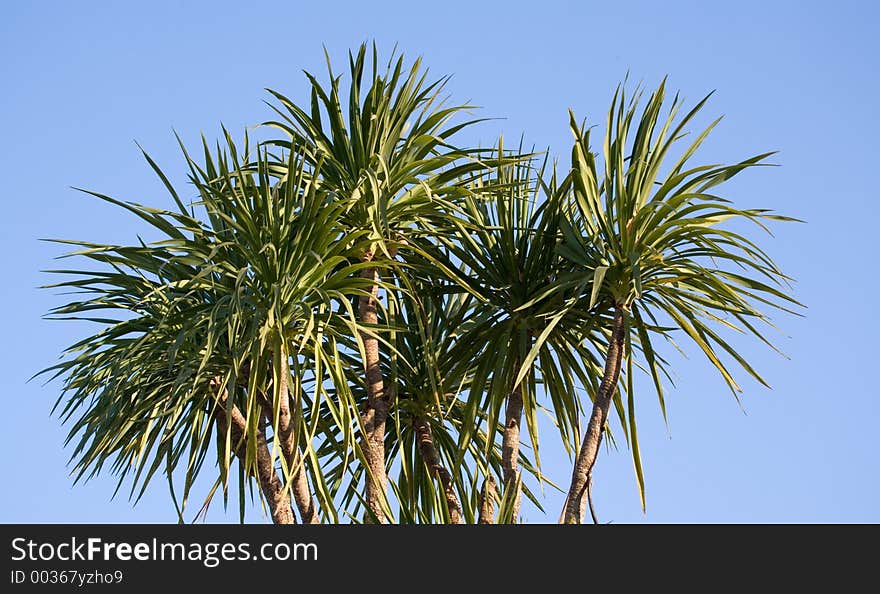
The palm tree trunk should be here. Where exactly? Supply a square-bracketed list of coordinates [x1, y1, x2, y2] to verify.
[289, 458, 318, 524]
[214, 395, 296, 524]
[500, 379, 523, 522]
[562, 306, 627, 524]
[414, 417, 462, 524]
[478, 476, 498, 524]
[358, 265, 389, 523]
[265, 353, 319, 524]
[254, 417, 298, 524]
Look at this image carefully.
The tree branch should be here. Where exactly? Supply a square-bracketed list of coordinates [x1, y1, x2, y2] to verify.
[478, 476, 498, 525]
[212, 381, 295, 524]
[271, 349, 319, 524]
[414, 417, 462, 524]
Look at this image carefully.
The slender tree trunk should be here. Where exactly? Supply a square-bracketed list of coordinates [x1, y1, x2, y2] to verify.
[414, 417, 462, 524]
[500, 367, 524, 522]
[254, 417, 298, 524]
[272, 350, 319, 524]
[358, 264, 389, 523]
[289, 457, 318, 524]
[478, 476, 498, 525]
[213, 393, 296, 525]
[562, 306, 627, 524]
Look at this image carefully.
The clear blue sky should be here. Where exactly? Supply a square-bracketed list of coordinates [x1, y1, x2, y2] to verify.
[2, 0, 876, 523]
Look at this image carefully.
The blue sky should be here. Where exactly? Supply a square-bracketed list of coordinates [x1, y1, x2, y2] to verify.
[2, 0, 876, 523]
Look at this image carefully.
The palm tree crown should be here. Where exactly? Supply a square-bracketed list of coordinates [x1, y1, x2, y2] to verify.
[560, 81, 799, 522]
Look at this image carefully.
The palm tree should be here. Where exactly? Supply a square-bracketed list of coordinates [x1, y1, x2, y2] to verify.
[42, 131, 376, 524]
[559, 81, 800, 523]
[41, 45, 799, 525]
[375, 286, 542, 524]
[309, 254, 547, 523]
[262, 44, 496, 522]
[433, 146, 608, 520]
